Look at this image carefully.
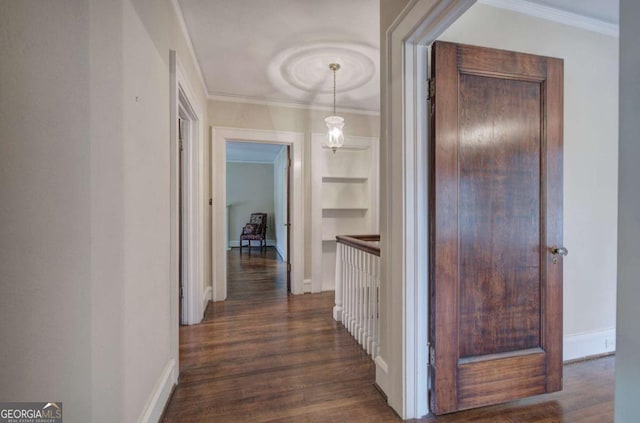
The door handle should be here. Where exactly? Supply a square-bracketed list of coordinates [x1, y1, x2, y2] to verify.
[551, 247, 568, 256]
[551, 246, 568, 264]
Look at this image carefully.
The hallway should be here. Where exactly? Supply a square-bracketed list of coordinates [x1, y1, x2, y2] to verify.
[161, 248, 615, 422]
[162, 248, 396, 421]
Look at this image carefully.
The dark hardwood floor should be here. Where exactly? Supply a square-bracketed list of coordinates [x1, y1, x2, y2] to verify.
[162, 247, 615, 422]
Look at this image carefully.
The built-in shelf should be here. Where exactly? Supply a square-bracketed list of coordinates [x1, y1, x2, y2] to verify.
[312, 133, 379, 293]
[322, 176, 368, 183]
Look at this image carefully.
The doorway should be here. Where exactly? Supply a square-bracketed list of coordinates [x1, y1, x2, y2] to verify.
[225, 141, 292, 294]
[212, 128, 304, 301]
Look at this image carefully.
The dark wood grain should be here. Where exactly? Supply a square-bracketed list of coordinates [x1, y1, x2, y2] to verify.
[543, 57, 565, 393]
[161, 248, 613, 422]
[430, 41, 564, 414]
[430, 40, 460, 414]
[336, 234, 380, 256]
[458, 72, 542, 357]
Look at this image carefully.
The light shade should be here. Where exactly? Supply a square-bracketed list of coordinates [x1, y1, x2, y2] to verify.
[325, 115, 344, 153]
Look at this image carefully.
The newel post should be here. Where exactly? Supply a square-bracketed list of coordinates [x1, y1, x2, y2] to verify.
[333, 241, 343, 321]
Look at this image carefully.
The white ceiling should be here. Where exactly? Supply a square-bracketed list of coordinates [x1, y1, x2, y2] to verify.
[226, 142, 284, 164]
[178, 0, 379, 113]
[524, 0, 619, 24]
[177, 0, 617, 114]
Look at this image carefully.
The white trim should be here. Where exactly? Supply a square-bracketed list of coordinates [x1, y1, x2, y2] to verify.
[169, 0, 209, 94]
[564, 328, 616, 362]
[303, 278, 312, 293]
[208, 93, 381, 117]
[228, 239, 277, 248]
[213, 128, 305, 299]
[137, 359, 176, 423]
[169, 51, 180, 403]
[375, 356, 390, 394]
[383, 0, 475, 419]
[177, 62, 205, 326]
[479, 0, 619, 37]
[203, 286, 212, 312]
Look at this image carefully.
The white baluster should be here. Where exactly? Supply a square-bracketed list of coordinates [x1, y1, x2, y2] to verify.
[364, 252, 371, 356]
[333, 243, 343, 322]
[347, 247, 354, 335]
[343, 245, 350, 333]
[374, 255, 380, 358]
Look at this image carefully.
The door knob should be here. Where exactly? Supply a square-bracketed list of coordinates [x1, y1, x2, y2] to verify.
[551, 247, 568, 256]
[551, 246, 568, 264]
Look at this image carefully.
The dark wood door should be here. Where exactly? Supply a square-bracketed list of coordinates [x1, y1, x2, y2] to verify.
[285, 145, 292, 293]
[428, 41, 565, 414]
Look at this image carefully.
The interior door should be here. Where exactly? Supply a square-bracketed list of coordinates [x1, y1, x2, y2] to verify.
[285, 145, 292, 293]
[428, 41, 565, 414]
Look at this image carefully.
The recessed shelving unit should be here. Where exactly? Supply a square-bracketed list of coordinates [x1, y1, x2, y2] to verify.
[311, 134, 379, 293]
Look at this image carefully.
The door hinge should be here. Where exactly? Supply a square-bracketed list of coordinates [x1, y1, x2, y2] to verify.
[429, 343, 436, 365]
[428, 78, 436, 99]
[287, 263, 292, 272]
[179, 285, 184, 299]
[179, 139, 184, 152]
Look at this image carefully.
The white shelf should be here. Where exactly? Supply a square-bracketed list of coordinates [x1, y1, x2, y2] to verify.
[311, 133, 379, 293]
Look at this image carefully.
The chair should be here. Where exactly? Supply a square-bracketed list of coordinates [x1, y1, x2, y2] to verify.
[239, 213, 267, 251]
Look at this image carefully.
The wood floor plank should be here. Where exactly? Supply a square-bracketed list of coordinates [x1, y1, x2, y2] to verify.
[162, 247, 614, 422]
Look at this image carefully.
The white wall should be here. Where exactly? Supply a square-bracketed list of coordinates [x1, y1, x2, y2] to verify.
[0, 2, 91, 422]
[208, 100, 379, 281]
[616, 0, 640, 419]
[93, 0, 210, 420]
[439, 2, 619, 359]
[1, 1, 209, 422]
[273, 147, 288, 259]
[226, 162, 276, 245]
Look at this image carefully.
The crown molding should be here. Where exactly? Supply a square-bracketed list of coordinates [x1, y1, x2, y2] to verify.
[479, 0, 619, 37]
[170, 0, 209, 95]
[208, 93, 381, 117]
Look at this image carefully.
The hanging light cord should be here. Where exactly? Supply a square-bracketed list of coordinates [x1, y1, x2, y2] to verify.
[333, 67, 336, 115]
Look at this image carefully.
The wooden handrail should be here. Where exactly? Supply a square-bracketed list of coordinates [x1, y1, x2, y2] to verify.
[335, 234, 380, 257]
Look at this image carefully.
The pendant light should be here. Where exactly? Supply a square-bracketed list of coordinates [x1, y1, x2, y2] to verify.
[325, 63, 344, 153]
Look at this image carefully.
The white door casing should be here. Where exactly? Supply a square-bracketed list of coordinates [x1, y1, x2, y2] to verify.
[380, 0, 475, 418]
[212, 128, 305, 299]
[169, 51, 207, 391]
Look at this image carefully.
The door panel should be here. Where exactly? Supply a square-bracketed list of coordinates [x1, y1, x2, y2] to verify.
[429, 41, 564, 414]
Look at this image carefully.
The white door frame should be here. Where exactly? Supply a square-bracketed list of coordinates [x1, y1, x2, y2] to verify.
[170, 51, 206, 340]
[380, 0, 475, 418]
[212, 128, 305, 300]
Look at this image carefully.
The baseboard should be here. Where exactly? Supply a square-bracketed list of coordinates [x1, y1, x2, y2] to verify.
[229, 239, 276, 248]
[303, 278, 312, 293]
[138, 358, 176, 423]
[375, 356, 390, 400]
[202, 286, 212, 315]
[563, 328, 616, 362]
[275, 243, 287, 261]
